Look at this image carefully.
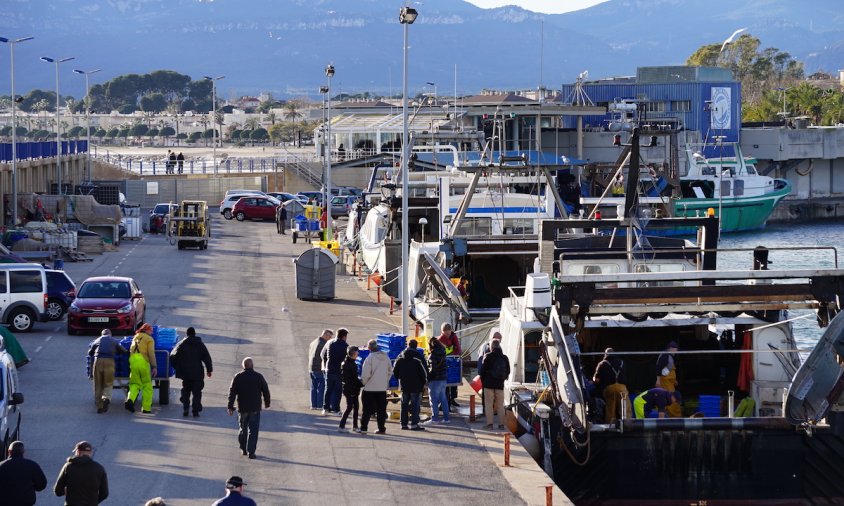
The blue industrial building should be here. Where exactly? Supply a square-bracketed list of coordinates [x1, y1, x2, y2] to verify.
[559, 66, 741, 143]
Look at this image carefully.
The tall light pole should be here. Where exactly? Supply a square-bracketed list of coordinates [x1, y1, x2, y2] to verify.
[324, 64, 335, 241]
[73, 68, 101, 183]
[400, 6, 418, 336]
[41, 56, 75, 195]
[204, 75, 225, 173]
[0, 35, 34, 226]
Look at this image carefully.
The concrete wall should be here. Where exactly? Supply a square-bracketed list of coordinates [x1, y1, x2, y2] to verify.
[124, 176, 268, 208]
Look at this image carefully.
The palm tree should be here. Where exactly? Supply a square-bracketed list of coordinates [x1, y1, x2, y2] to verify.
[283, 102, 303, 146]
[244, 117, 260, 131]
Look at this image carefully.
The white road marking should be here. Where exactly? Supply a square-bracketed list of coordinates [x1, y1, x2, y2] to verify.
[35, 346, 42, 353]
[45, 336, 52, 342]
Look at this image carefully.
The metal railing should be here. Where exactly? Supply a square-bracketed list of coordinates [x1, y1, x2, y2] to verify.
[93, 152, 288, 176]
[280, 146, 322, 187]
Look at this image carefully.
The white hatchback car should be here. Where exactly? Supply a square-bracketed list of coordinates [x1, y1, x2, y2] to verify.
[0, 342, 23, 455]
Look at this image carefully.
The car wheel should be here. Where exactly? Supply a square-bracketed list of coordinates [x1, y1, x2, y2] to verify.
[235, 211, 246, 221]
[46, 298, 67, 321]
[9, 308, 35, 332]
[223, 209, 233, 220]
[67, 326, 78, 336]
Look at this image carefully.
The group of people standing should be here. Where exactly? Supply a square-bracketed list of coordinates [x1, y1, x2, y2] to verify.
[592, 340, 682, 422]
[165, 150, 185, 174]
[309, 323, 474, 434]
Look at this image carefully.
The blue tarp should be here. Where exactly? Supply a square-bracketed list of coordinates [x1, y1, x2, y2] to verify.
[0, 140, 88, 162]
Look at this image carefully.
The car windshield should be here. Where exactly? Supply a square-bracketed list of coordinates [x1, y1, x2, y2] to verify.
[153, 204, 171, 215]
[78, 281, 131, 298]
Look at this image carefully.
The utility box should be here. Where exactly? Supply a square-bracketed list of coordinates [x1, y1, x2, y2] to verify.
[294, 247, 338, 301]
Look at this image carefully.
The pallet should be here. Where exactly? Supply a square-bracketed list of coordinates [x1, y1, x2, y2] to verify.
[60, 247, 94, 262]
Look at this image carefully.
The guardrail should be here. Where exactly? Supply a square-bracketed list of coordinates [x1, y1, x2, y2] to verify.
[93, 153, 293, 175]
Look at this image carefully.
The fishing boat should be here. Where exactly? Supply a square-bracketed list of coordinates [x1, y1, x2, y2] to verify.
[496, 211, 844, 503]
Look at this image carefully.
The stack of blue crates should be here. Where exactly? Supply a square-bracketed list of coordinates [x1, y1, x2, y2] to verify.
[354, 349, 371, 376]
[114, 337, 134, 378]
[446, 356, 462, 385]
[152, 326, 178, 377]
[699, 395, 721, 417]
[377, 333, 407, 359]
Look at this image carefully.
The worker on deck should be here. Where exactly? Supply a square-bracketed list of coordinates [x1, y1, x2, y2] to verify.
[611, 175, 624, 196]
[633, 388, 682, 419]
[655, 340, 682, 417]
[592, 348, 632, 423]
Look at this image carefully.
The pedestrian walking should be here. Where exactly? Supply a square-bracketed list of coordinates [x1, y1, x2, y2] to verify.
[212, 476, 256, 506]
[476, 332, 501, 415]
[170, 326, 213, 417]
[276, 204, 288, 235]
[168, 151, 177, 175]
[53, 441, 108, 506]
[423, 337, 450, 425]
[320, 328, 348, 414]
[393, 339, 427, 431]
[88, 329, 127, 413]
[0, 441, 47, 506]
[338, 346, 363, 432]
[359, 339, 393, 435]
[308, 329, 333, 410]
[125, 323, 157, 414]
[227, 357, 271, 459]
[165, 150, 173, 174]
[479, 339, 510, 430]
[176, 152, 185, 174]
[438, 323, 462, 408]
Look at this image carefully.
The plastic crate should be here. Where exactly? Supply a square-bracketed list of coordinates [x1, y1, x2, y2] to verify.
[446, 356, 462, 384]
[698, 395, 721, 417]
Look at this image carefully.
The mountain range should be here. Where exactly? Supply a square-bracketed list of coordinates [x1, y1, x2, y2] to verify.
[3, 0, 844, 100]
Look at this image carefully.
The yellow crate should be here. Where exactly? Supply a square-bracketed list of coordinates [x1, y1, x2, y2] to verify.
[409, 335, 429, 354]
[304, 205, 322, 220]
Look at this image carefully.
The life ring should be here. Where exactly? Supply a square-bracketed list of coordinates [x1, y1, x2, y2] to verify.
[795, 159, 813, 177]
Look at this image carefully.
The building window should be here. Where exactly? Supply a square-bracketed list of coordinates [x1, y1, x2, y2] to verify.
[645, 101, 666, 113]
[671, 100, 691, 112]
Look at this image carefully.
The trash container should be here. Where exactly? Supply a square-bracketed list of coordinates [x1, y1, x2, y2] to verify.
[294, 247, 338, 300]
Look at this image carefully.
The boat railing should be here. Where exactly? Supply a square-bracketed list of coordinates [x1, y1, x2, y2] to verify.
[506, 286, 530, 320]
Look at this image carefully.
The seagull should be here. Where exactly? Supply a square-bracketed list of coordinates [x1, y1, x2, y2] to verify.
[720, 27, 748, 53]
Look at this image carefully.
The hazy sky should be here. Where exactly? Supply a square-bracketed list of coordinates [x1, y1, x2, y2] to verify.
[464, 0, 608, 14]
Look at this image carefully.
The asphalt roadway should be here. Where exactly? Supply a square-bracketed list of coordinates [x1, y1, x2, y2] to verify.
[16, 214, 531, 505]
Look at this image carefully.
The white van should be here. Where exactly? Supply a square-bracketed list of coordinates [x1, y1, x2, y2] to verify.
[0, 264, 48, 332]
[0, 343, 23, 455]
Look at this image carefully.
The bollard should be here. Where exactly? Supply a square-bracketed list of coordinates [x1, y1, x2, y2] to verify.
[545, 485, 553, 506]
[367, 274, 372, 290]
[503, 433, 511, 467]
[469, 395, 476, 422]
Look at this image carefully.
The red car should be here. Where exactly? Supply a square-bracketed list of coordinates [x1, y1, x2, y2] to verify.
[232, 196, 278, 221]
[67, 276, 146, 335]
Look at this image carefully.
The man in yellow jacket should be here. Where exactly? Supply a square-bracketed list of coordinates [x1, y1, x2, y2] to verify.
[125, 323, 157, 414]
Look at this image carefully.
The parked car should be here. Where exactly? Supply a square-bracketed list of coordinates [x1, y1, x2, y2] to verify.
[297, 191, 324, 206]
[232, 196, 279, 221]
[224, 189, 266, 199]
[149, 202, 178, 233]
[221, 194, 280, 220]
[332, 186, 363, 197]
[0, 345, 23, 456]
[67, 276, 145, 335]
[330, 195, 360, 218]
[45, 269, 76, 321]
[267, 192, 307, 204]
[0, 263, 49, 332]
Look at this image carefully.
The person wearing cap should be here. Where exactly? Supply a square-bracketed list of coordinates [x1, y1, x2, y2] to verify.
[392, 339, 428, 431]
[88, 329, 127, 413]
[592, 348, 632, 423]
[0, 441, 47, 506]
[632, 388, 682, 419]
[212, 476, 256, 506]
[227, 357, 271, 459]
[125, 322, 157, 414]
[170, 326, 213, 417]
[359, 339, 393, 435]
[338, 345, 363, 432]
[53, 441, 108, 506]
[655, 341, 681, 417]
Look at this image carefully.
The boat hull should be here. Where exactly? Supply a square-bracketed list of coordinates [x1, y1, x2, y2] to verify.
[674, 182, 791, 233]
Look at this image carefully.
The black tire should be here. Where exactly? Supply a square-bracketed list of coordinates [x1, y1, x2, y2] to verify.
[46, 298, 66, 321]
[9, 307, 35, 332]
[235, 211, 246, 221]
[67, 326, 77, 335]
[159, 380, 170, 405]
[177, 241, 184, 250]
[223, 209, 233, 220]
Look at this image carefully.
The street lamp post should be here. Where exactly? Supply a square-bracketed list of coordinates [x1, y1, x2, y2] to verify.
[399, 6, 418, 336]
[41, 55, 74, 195]
[204, 75, 225, 173]
[324, 64, 335, 241]
[73, 68, 101, 183]
[0, 35, 34, 226]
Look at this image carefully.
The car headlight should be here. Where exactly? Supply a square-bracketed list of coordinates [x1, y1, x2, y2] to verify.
[69, 302, 80, 313]
[117, 303, 133, 314]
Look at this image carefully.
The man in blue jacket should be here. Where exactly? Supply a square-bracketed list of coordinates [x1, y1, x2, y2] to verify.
[320, 328, 348, 415]
[393, 339, 428, 431]
[0, 441, 47, 506]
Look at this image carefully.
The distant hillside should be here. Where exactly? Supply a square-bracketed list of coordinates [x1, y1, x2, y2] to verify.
[3, 0, 843, 99]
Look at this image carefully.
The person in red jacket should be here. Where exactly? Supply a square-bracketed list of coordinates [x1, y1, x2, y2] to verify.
[437, 323, 462, 408]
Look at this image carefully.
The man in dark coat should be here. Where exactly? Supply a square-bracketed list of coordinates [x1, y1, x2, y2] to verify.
[53, 441, 108, 506]
[276, 204, 288, 235]
[170, 326, 213, 417]
[168, 151, 177, 174]
[393, 340, 428, 430]
[320, 328, 349, 414]
[0, 441, 47, 506]
[176, 152, 185, 173]
[479, 340, 510, 430]
[227, 357, 271, 459]
[423, 338, 450, 425]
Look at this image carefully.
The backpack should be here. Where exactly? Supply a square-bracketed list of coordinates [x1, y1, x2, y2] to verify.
[488, 355, 508, 381]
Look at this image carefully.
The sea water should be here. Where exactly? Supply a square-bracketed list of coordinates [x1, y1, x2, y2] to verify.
[717, 221, 844, 351]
